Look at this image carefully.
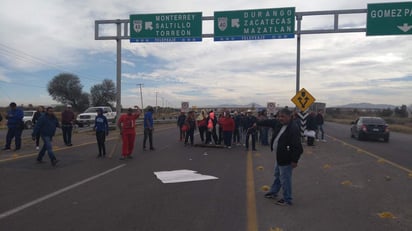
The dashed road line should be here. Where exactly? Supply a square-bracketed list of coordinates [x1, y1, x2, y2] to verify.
[246, 150, 259, 231]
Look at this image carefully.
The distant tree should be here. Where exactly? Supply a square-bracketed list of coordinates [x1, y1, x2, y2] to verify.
[379, 108, 393, 117]
[90, 79, 116, 107]
[77, 93, 91, 112]
[47, 73, 84, 110]
[394, 105, 408, 118]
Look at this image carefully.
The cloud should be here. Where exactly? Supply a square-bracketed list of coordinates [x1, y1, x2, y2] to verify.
[1, 0, 412, 108]
[121, 59, 136, 67]
[0, 67, 11, 83]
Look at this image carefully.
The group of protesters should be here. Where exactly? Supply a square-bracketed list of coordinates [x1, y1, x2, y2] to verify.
[177, 109, 282, 150]
[176, 108, 327, 149]
[0, 102, 73, 166]
[1, 102, 313, 206]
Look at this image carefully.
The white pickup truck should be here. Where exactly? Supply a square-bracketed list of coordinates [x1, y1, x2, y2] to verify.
[76, 106, 116, 127]
[23, 110, 36, 129]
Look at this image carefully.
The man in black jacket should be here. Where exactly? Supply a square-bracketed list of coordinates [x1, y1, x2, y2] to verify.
[244, 110, 257, 151]
[258, 107, 303, 206]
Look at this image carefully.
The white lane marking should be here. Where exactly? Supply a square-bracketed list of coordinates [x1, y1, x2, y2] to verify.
[154, 169, 218, 183]
[0, 164, 126, 220]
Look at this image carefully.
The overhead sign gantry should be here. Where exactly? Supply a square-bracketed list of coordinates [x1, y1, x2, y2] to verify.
[95, 1, 412, 127]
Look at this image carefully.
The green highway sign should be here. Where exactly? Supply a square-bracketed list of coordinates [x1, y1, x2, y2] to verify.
[130, 12, 202, 42]
[214, 7, 295, 41]
[367, 1, 412, 36]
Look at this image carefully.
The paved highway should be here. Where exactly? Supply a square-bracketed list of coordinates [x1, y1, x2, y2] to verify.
[0, 122, 411, 231]
[325, 122, 412, 169]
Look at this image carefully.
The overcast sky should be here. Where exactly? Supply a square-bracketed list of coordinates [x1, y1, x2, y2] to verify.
[0, 0, 411, 109]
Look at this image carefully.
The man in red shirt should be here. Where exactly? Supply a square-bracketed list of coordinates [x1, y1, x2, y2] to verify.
[117, 107, 141, 159]
[218, 111, 235, 149]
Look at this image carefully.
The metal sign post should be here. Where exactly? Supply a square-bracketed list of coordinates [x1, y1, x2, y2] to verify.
[94, 19, 129, 123]
[95, 4, 411, 128]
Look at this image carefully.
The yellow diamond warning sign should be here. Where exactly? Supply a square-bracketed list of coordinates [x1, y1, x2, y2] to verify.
[291, 88, 315, 112]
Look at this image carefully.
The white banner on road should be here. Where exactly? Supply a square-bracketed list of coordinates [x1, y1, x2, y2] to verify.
[154, 169, 218, 183]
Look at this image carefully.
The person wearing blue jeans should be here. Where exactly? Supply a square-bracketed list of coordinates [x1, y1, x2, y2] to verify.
[269, 164, 293, 203]
[37, 136, 58, 165]
[32, 107, 60, 166]
[3, 102, 24, 151]
[258, 107, 303, 206]
[143, 106, 155, 150]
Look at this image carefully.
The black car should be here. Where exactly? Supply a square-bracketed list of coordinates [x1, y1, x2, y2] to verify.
[350, 117, 390, 142]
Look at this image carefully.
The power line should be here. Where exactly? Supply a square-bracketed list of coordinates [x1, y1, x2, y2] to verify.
[0, 85, 11, 101]
[0, 43, 114, 84]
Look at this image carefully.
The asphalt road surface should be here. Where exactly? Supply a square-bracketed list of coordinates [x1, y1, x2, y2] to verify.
[0, 122, 411, 231]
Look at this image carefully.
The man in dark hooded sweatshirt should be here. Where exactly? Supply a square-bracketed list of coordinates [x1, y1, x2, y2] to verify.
[32, 107, 60, 166]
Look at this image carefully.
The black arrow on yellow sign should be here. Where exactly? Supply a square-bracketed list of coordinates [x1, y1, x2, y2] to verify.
[297, 91, 309, 108]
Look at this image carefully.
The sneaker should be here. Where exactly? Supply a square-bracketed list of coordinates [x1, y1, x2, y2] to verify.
[276, 199, 292, 206]
[150, 147, 155, 151]
[51, 159, 59, 166]
[264, 192, 277, 199]
[127, 155, 133, 159]
[36, 146, 39, 150]
[322, 139, 327, 142]
[2, 147, 11, 151]
[316, 139, 320, 141]
[36, 159, 45, 164]
[119, 156, 126, 160]
[228, 146, 232, 149]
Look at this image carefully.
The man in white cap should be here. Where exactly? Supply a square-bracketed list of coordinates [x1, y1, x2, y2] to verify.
[61, 104, 75, 146]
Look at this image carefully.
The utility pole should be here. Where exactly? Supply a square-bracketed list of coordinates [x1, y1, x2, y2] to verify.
[137, 83, 144, 112]
[155, 91, 158, 112]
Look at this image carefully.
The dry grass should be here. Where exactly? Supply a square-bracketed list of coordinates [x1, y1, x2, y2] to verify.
[388, 124, 412, 134]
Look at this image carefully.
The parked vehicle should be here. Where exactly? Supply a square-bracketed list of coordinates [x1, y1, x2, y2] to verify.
[350, 116, 389, 142]
[76, 106, 116, 127]
[23, 110, 36, 129]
